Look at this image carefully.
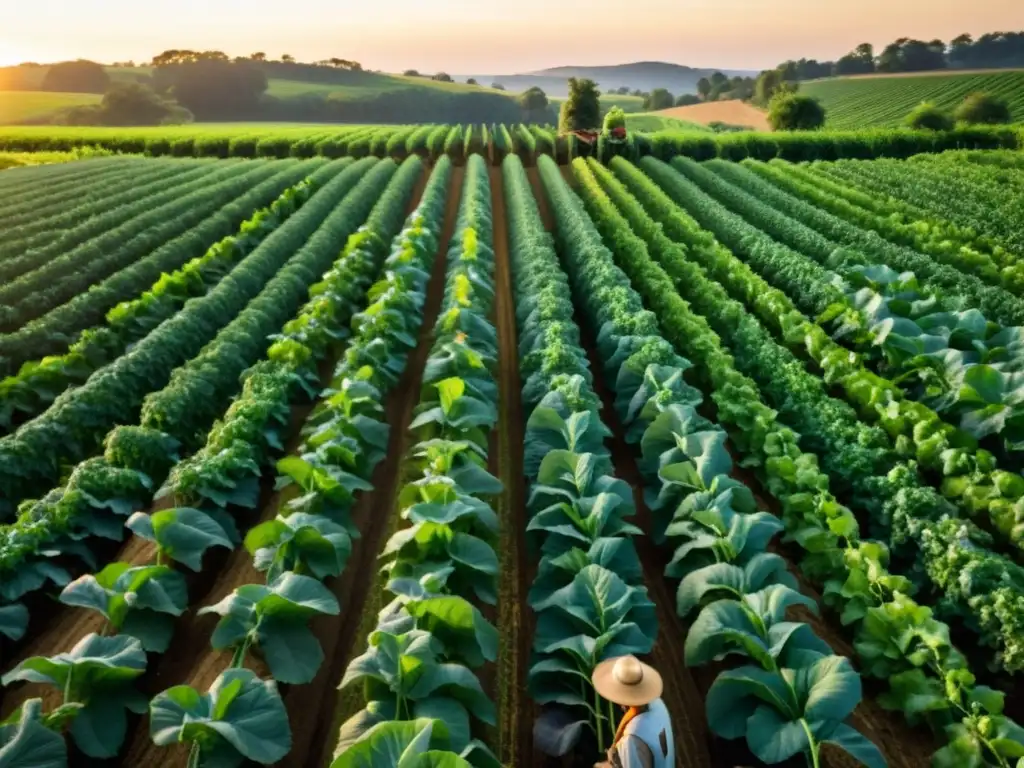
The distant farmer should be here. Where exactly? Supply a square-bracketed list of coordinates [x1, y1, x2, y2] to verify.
[592, 655, 674, 768]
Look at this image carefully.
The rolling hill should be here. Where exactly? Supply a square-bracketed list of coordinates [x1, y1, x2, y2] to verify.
[462, 61, 757, 97]
[0, 91, 101, 123]
[801, 69, 1024, 129]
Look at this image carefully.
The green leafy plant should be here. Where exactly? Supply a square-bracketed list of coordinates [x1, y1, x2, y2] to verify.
[59, 562, 188, 652]
[1, 633, 147, 758]
[706, 651, 884, 767]
[198, 572, 340, 684]
[338, 628, 496, 752]
[149, 668, 291, 767]
[126, 507, 234, 571]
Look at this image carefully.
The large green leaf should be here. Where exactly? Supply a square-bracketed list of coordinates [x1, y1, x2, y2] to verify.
[685, 585, 827, 668]
[676, 555, 797, 618]
[330, 718, 469, 768]
[126, 507, 233, 571]
[149, 668, 291, 766]
[58, 563, 187, 652]
[0, 603, 28, 641]
[404, 596, 498, 668]
[245, 512, 352, 581]
[198, 572, 339, 684]
[2, 633, 147, 758]
[0, 699, 68, 768]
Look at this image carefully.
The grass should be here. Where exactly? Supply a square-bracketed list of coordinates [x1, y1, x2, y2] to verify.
[625, 112, 712, 132]
[0, 91, 100, 123]
[0, 147, 113, 170]
[802, 69, 1024, 129]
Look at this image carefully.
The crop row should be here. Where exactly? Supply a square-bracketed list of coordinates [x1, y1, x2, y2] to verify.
[0, 123, 1021, 165]
[329, 153, 505, 766]
[539, 154, 890, 767]
[0, 162, 335, 432]
[813, 155, 1024, 260]
[0, 156, 423, 767]
[587, 156, 1024, 766]
[0, 159, 377, 516]
[0, 160, 202, 270]
[0, 161, 323, 378]
[0, 159, 388, 645]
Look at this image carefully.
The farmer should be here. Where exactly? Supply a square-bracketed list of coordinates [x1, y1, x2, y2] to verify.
[592, 655, 675, 768]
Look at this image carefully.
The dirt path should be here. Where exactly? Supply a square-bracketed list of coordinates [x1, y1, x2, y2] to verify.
[653, 100, 770, 131]
[489, 166, 533, 767]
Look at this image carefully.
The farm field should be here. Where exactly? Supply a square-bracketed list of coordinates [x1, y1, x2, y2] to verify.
[802, 69, 1024, 129]
[0, 121, 1019, 167]
[650, 99, 771, 130]
[1, 148, 1024, 768]
[0, 91, 101, 123]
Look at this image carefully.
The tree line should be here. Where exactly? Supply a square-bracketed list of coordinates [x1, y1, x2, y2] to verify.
[2, 50, 559, 126]
[768, 30, 1024, 83]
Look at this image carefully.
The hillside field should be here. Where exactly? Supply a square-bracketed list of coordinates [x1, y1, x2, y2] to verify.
[802, 68, 1024, 128]
[0, 91, 101, 123]
[650, 99, 770, 130]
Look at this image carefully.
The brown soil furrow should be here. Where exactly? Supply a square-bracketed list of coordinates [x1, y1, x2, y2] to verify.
[488, 166, 533, 767]
[304, 163, 465, 767]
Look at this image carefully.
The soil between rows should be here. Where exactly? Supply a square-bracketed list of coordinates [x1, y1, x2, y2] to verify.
[489, 165, 534, 767]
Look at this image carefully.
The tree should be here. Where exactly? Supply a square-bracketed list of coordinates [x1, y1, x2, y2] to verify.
[404, 69, 420, 77]
[631, 88, 644, 97]
[250, 52, 267, 62]
[710, 71, 728, 88]
[281, 54, 295, 63]
[753, 69, 793, 106]
[616, 86, 630, 94]
[675, 93, 701, 107]
[696, 77, 711, 100]
[152, 59, 268, 119]
[433, 72, 453, 82]
[954, 92, 1013, 124]
[558, 77, 601, 132]
[906, 102, 953, 131]
[64, 82, 192, 126]
[466, 78, 478, 85]
[41, 60, 110, 94]
[643, 88, 675, 111]
[491, 82, 506, 90]
[519, 86, 549, 120]
[767, 92, 826, 131]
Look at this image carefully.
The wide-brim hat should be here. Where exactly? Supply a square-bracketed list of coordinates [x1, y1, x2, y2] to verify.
[592, 655, 663, 707]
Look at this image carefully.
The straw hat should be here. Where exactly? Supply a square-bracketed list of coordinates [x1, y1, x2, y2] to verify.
[592, 655, 663, 707]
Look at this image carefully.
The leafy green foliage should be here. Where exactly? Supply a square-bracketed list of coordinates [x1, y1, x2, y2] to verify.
[127, 507, 234, 571]
[199, 572, 339, 684]
[59, 562, 188, 652]
[150, 668, 291, 767]
[1, 633, 147, 758]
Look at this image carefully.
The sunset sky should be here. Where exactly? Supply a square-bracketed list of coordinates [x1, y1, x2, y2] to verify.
[1, 0, 1019, 73]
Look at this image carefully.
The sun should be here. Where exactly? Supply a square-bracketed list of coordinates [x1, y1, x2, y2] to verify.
[0, 44, 31, 67]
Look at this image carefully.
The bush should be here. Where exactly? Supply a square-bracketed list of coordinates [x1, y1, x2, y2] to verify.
[955, 92, 1012, 125]
[906, 102, 953, 131]
[675, 94, 701, 107]
[603, 107, 627, 133]
[767, 93, 826, 131]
